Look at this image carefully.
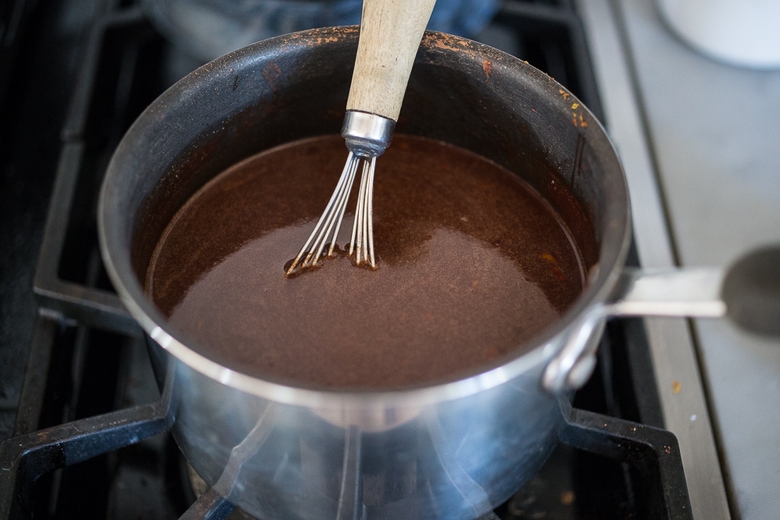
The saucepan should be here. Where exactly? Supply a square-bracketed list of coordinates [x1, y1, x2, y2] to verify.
[98, 27, 779, 519]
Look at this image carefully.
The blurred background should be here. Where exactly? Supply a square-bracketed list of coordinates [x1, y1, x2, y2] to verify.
[141, 0, 503, 62]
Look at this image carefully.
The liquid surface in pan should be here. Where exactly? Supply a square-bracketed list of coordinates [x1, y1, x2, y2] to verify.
[146, 134, 589, 389]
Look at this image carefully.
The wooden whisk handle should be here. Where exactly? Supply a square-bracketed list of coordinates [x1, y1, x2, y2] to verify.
[346, 0, 437, 122]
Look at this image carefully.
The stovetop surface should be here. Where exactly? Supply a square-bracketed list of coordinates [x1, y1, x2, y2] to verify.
[1, 1, 694, 518]
[610, 1, 780, 518]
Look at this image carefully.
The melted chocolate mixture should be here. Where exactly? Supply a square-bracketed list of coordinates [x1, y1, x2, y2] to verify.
[147, 135, 587, 389]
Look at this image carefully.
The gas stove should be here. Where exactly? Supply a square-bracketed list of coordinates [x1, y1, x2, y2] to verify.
[0, 0, 713, 518]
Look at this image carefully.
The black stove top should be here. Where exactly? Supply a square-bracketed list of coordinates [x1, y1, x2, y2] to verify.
[0, 1, 691, 518]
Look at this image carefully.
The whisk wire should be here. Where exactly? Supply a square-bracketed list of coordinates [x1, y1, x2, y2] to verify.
[319, 154, 359, 259]
[350, 157, 377, 267]
[366, 158, 376, 267]
[286, 152, 359, 275]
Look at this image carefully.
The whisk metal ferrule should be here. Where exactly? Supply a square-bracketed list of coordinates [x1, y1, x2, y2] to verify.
[342, 110, 394, 158]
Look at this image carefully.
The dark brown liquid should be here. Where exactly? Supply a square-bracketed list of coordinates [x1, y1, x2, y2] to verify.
[147, 135, 587, 389]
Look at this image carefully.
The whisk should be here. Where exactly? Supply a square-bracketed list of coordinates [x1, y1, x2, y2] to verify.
[285, 0, 437, 276]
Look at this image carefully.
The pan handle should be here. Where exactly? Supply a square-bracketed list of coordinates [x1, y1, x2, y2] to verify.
[542, 246, 780, 393]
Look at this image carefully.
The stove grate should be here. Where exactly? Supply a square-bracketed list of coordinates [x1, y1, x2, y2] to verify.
[2, 0, 690, 518]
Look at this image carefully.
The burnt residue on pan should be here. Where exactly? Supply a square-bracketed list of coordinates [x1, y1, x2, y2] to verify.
[146, 134, 592, 389]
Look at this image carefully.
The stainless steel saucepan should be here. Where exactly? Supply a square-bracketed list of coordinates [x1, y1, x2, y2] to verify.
[98, 27, 779, 520]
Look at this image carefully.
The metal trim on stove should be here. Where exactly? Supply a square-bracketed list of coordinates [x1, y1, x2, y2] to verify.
[574, 0, 730, 518]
